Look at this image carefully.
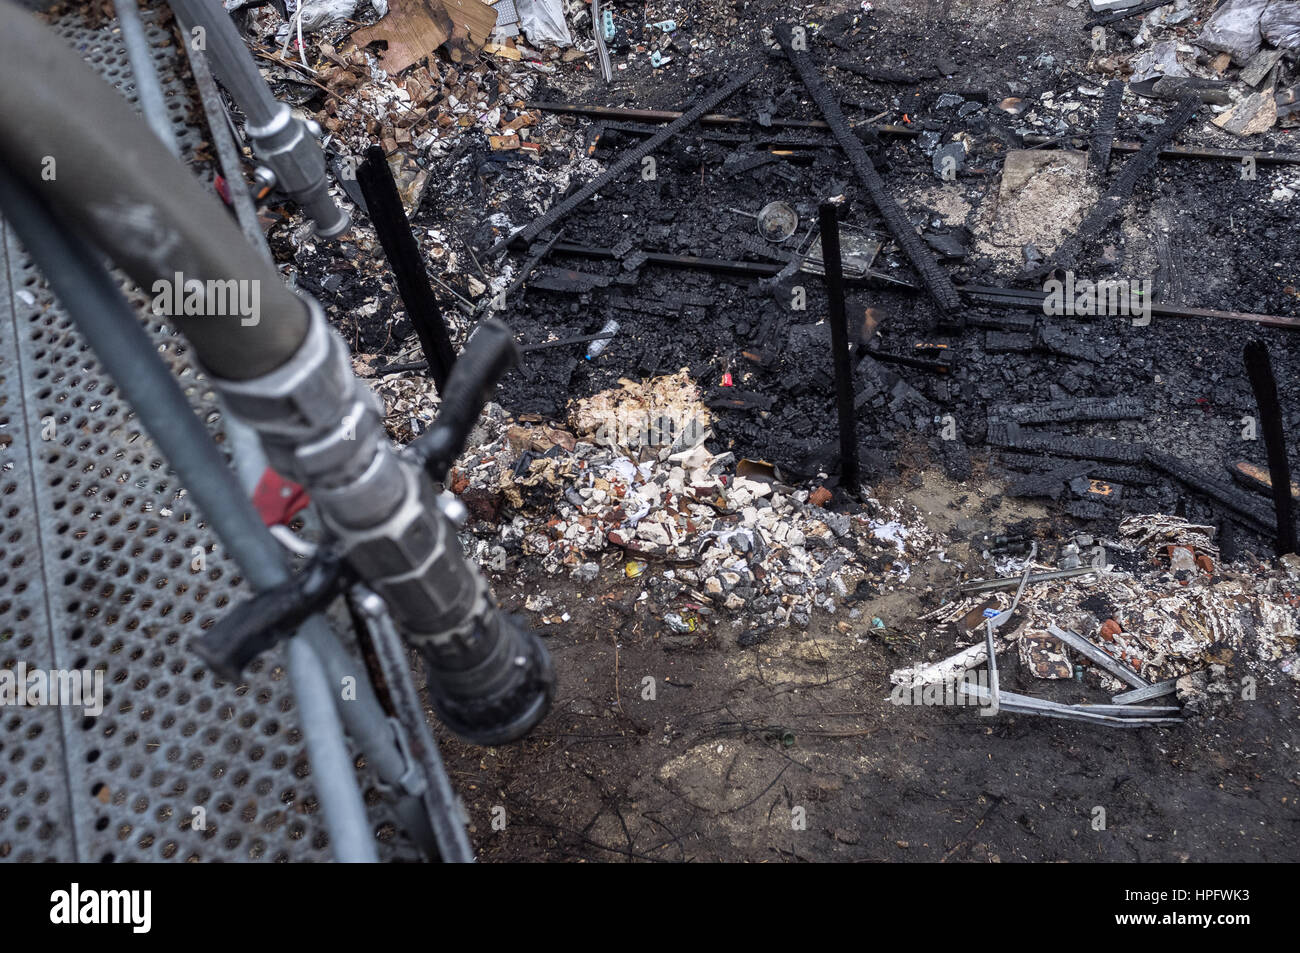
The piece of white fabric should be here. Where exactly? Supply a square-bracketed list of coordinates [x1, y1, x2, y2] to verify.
[517, 0, 572, 46]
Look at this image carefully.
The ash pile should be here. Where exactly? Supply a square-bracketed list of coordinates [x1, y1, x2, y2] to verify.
[447, 370, 940, 643]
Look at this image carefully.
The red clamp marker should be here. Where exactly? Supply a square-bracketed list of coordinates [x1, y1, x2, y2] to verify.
[252, 468, 310, 527]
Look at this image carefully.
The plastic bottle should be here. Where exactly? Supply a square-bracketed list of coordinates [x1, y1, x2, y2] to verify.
[586, 320, 620, 360]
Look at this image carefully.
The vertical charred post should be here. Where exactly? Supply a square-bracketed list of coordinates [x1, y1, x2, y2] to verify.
[818, 202, 861, 492]
[1243, 341, 1297, 556]
[357, 144, 457, 391]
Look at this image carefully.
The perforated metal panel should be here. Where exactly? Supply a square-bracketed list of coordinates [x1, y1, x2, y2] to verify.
[0, 5, 415, 862]
[53, 9, 200, 153]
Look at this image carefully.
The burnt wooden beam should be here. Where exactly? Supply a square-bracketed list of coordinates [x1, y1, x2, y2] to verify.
[1088, 0, 1169, 26]
[988, 396, 1147, 426]
[774, 23, 961, 316]
[493, 229, 565, 306]
[1230, 460, 1300, 500]
[817, 203, 861, 490]
[987, 424, 1147, 464]
[357, 144, 456, 390]
[488, 65, 764, 255]
[1243, 341, 1297, 555]
[1089, 80, 1124, 178]
[1144, 450, 1276, 534]
[833, 60, 939, 84]
[1037, 95, 1198, 276]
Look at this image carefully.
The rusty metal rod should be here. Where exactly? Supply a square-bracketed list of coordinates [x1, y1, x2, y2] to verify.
[529, 100, 837, 130]
[542, 244, 1300, 328]
[960, 284, 1300, 330]
[529, 102, 1300, 165]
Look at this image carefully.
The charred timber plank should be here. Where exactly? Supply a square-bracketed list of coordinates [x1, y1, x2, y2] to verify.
[1230, 460, 1300, 499]
[1154, 229, 1188, 306]
[969, 310, 1038, 333]
[734, 233, 798, 263]
[498, 229, 565, 301]
[833, 60, 939, 83]
[937, 435, 972, 481]
[489, 66, 764, 255]
[1008, 460, 1093, 499]
[1084, 463, 1153, 486]
[989, 396, 1147, 426]
[984, 330, 1036, 352]
[724, 152, 782, 177]
[1089, 80, 1124, 178]
[357, 144, 457, 390]
[997, 452, 1155, 487]
[1037, 324, 1117, 363]
[986, 423, 1146, 463]
[774, 23, 961, 315]
[608, 292, 709, 317]
[1107, 95, 1199, 198]
[1243, 342, 1297, 555]
[854, 354, 934, 415]
[1088, 0, 1169, 26]
[1065, 500, 1111, 521]
[818, 203, 862, 490]
[1144, 450, 1276, 532]
[708, 390, 775, 411]
[1042, 95, 1198, 274]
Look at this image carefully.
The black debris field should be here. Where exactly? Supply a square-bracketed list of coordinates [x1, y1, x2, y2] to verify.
[301, 0, 1300, 556]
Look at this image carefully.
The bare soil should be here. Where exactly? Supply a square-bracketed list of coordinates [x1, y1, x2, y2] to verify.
[439, 467, 1300, 862]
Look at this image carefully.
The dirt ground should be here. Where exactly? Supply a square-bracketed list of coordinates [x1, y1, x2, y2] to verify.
[435, 463, 1299, 862]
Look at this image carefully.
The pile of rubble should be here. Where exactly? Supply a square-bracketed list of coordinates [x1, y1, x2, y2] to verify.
[231, 0, 600, 276]
[891, 515, 1300, 721]
[1097, 0, 1300, 138]
[445, 369, 941, 634]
